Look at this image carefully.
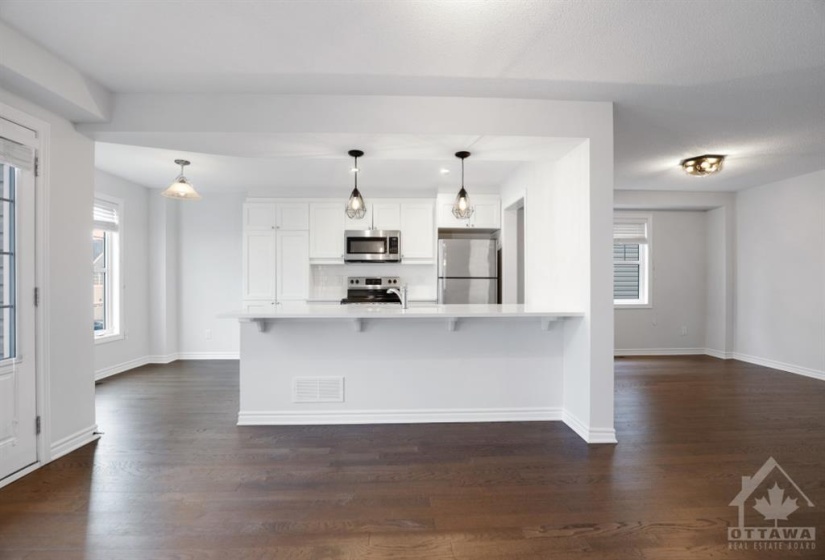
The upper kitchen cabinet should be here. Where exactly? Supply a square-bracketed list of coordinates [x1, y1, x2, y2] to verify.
[243, 202, 309, 230]
[309, 202, 345, 261]
[436, 194, 501, 229]
[399, 200, 435, 261]
[371, 202, 402, 230]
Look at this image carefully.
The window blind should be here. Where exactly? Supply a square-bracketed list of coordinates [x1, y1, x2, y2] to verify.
[613, 221, 648, 244]
[93, 200, 119, 232]
[0, 137, 34, 171]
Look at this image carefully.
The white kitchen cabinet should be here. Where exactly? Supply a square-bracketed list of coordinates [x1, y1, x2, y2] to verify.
[243, 229, 309, 304]
[244, 202, 309, 231]
[242, 231, 277, 300]
[399, 201, 435, 261]
[276, 230, 310, 301]
[371, 202, 402, 230]
[436, 194, 500, 229]
[309, 203, 345, 260]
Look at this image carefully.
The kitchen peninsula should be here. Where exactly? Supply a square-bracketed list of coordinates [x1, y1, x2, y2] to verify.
[222, 303, 612, 443]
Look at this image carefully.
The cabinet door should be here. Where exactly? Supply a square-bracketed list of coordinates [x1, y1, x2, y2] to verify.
[400, 201, 435, 260]
[242, 231, 276, 300]
[309, 203, 345, 260]
[372, 202, 401, 230]
[244, 203, 278, 230]
[471, 198, 501, 229]
[277, 203, 309, 230]
[276, 230, 310, 301]
[436, 194, 469, 228]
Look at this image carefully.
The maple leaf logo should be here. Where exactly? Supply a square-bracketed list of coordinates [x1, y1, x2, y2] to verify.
[753, 483, 799, 527]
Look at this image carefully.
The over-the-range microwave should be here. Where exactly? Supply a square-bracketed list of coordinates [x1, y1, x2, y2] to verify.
[344, 230, 401, 263]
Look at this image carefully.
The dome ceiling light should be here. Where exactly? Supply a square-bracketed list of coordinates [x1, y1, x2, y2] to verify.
[681, 154, 726, 177]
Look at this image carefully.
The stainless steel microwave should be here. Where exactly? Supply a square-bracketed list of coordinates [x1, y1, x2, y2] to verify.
[344, 230, 401, 263]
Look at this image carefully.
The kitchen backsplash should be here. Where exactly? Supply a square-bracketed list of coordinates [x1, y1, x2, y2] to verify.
[310, 263, 437, 301]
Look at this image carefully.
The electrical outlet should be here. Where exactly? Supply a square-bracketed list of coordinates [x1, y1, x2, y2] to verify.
[205, 329, 212, 340]
[680, 325, 688, 336]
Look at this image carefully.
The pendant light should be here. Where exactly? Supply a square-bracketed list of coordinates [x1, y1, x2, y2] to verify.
[452, 151, 474, 219]
[345, 149, 366, 219]
[161, 159, 202, 200]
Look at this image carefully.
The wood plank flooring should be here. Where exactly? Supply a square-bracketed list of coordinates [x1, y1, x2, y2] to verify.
[1, 356, 823, 559]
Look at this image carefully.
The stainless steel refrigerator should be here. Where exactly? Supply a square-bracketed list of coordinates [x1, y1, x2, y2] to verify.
[437, 239, 498, 304]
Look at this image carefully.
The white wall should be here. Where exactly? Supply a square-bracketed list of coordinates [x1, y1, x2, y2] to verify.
[177, 193, 244, 358]
[615, 211, 708, 353]
[0, 88, 97, 459]
[614, 190, 736, 357]
[500, 139, 616, 443]
[735, 170, 825, 378]
[310, 263, 437, 302]
[94, 170, 151, 378]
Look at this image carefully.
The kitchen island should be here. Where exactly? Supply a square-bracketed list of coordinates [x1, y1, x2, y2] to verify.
[222, 303, 614, 443]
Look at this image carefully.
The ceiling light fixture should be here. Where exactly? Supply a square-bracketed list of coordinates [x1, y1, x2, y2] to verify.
[452, 151, 473, 219]
[681, 154, 726, 177]
[345, 149, 366, 219]
[161, 159, 202, 200]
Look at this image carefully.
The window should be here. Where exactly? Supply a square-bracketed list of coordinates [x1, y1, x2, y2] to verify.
[0, 163, 17, 359]
[93, 198, 121, 339]
[613, 215, 651, 306]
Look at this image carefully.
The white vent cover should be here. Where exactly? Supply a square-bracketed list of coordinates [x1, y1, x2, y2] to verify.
[292, 376, 344, 403]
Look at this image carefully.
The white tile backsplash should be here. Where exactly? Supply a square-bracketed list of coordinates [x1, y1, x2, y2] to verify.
[310, 263, 437, 301]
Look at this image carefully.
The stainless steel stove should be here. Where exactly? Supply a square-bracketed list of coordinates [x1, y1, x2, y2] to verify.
[341, 276, 402, 305]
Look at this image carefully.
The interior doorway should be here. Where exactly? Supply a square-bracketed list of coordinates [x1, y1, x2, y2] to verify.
[502, 197, 525, 304]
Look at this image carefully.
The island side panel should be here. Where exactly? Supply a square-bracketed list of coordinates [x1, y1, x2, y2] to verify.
[238, 318, 564, 424]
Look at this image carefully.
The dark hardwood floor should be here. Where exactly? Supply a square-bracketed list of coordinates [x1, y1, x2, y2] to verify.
[1, 356, 823, 559]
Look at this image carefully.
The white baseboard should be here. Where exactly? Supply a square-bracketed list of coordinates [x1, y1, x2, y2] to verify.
[238, 407, 563, 426]
[0, 462, 42, 490]
[562, 410, 618, 444]
[704, 348, 733, 359]
[50, 424, 100, 462]
[177, 352, 239, 360]
[732, 352, 825, 382]
[146, 353, 179, 364]
[614, 347, 706, 357]
[95, 356, 152, 381]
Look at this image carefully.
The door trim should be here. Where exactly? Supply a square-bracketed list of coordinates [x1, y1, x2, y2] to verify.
[0, 101, 51, 469]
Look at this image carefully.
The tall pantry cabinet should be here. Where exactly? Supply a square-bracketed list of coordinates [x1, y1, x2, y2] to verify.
[242, 202, 309, 311]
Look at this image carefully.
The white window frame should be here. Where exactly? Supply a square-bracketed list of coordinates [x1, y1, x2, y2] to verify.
[93, 195, 123, 343]
[613, 212, 652, 308]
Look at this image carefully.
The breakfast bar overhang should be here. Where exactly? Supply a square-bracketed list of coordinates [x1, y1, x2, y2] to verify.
[224, 304, 616, 444]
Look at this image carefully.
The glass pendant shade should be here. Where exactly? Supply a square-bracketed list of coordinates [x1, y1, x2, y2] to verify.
[346, 187, 366, 219]
[345, 149, 367, 219]
[452, 186, 473, 219]
[161, 159, 202, 200]
[452, 151, 474, 219]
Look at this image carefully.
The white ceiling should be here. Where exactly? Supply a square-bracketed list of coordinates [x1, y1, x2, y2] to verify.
[1, 0, 823, 192]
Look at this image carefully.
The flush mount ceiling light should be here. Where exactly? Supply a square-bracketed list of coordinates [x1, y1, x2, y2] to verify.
[161, 159, 202, 200]
[452, 151, 474, 219]
[681, 154, 726, 177]
[345, 149, 366, 219]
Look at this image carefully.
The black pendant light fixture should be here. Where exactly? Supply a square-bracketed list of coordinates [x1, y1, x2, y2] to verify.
[345, 149, 366, 219]
[452, 151, 474, 219]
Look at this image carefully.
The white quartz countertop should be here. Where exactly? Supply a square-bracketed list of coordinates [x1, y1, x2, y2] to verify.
[222, 303, 583, 320]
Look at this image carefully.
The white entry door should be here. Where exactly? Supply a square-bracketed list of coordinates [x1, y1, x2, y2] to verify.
[0, 131, 37, 481]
